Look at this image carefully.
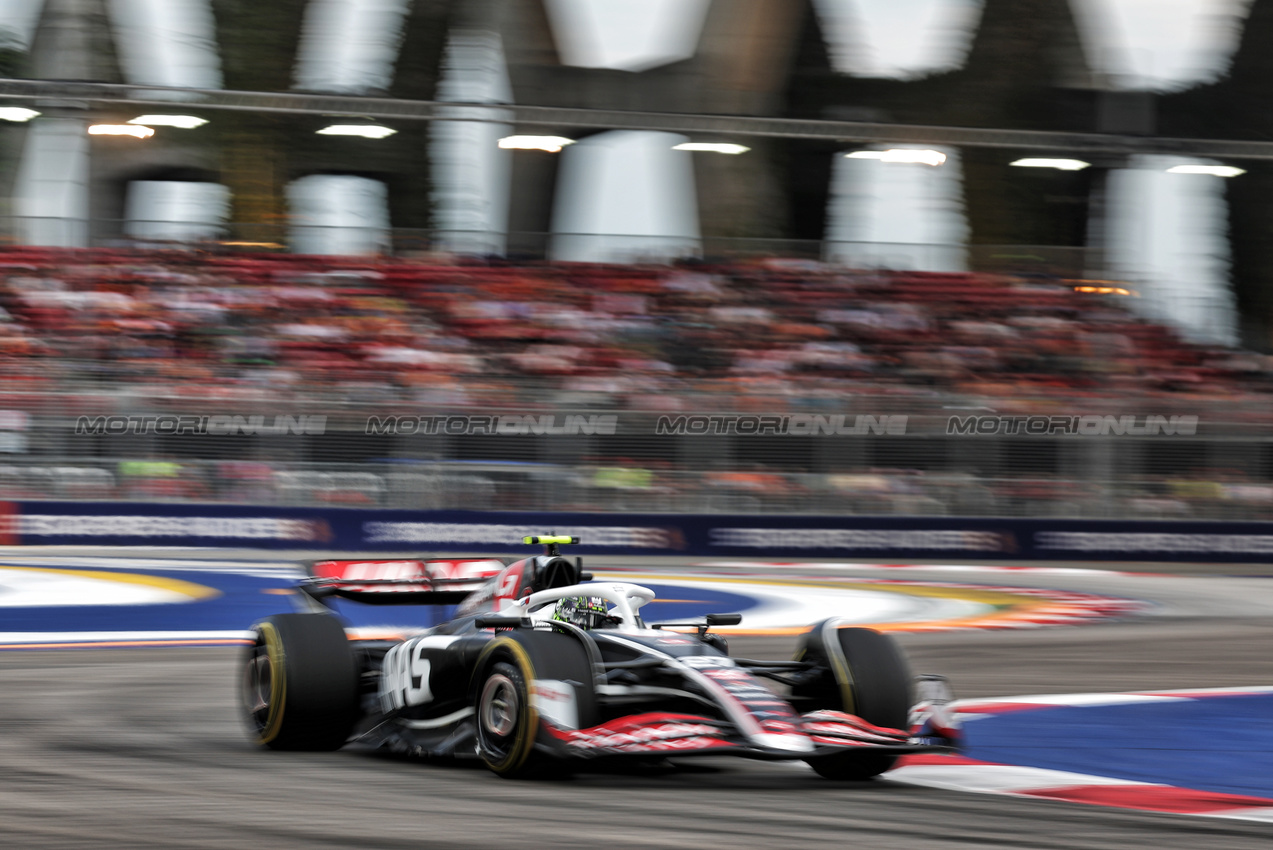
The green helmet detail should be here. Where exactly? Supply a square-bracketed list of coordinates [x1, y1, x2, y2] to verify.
[552, 596, 611, 630]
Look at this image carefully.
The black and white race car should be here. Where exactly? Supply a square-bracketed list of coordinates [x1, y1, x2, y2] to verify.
[240, 536, 959, 778]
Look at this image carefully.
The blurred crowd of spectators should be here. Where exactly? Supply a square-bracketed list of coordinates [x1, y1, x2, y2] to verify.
[0, 245, 1270, 520]
[0, 246, 1270, 414]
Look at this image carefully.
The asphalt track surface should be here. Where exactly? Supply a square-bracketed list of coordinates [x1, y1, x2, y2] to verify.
[4, 557, 1273, 849]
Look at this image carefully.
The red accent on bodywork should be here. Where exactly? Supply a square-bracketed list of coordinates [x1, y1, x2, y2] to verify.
[800, 710, 910, 741]
[313, 558, 503, 593]
[313, 559, 431, 592]
[493, 561, 526, 607]
[810, 736, 897, 748]
[696, 666, 801, 738]
[544, 712, 735, 754]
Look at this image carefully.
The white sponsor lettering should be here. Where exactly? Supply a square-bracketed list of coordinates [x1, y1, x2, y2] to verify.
[363, 522, 677, 549]
[678, 655, 736, 669]
[1037, 532, 1273, 554]
[379, 636, 458, 713]
[343, 561, 424, 581]
[710, 528, 1010, 552]
[20, 515, 325, 541]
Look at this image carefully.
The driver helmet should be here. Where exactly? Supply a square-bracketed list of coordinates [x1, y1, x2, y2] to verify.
[552, 596, 611, 630]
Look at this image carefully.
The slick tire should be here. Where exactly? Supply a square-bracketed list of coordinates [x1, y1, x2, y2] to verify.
[797, 624, 912, 780]
[241, 613, 360, 752]
[474, 631, 598, 778]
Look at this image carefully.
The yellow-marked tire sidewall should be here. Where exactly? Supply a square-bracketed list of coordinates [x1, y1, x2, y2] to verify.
[823, 629, 857, 718]
[252, 622, 287, 746]
[474, 637, 539, 776]
[792, 625, 857, 716]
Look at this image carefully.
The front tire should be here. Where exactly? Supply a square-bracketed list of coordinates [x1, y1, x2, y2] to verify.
[473, 639, 540, 777]
[241, 613, 359, 751]
[476, 657, 536, 775]
[473, 632, 598, 778]
[796, 624, 912, 780]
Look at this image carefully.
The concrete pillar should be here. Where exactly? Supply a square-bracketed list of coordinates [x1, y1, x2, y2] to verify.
[431, 0, 514, 255]
[824, 146, 968, 271]
[288, 175, 391, 255]
[13, 117, 90, 246]
[502, 0, 805, 252]
[14, 0, 117, 246]
[28, 0, 117, 81]
[1101, 155, 1238, 346]
[549, 130, 700, 263]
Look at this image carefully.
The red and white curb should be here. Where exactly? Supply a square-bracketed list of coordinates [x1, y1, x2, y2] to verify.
[887, 687, 1273, 820]
[889, 754, 1273, 819]
[611, 566, 1150, 632]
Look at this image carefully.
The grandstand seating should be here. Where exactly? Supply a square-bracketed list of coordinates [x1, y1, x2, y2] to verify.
[1, 246, 1270, 520]
[2, 247, 1265, 418]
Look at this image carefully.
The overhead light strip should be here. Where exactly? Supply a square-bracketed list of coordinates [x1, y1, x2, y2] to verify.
[316, 124, 397, 139]
[847, 149, 947, 166]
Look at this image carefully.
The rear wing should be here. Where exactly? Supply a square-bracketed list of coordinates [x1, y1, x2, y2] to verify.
[301, 558, 505, 605]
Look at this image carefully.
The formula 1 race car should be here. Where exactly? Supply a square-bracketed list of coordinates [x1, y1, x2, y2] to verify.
[240, 537, 960, 779]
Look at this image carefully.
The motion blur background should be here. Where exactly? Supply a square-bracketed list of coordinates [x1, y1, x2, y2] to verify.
[0, 0, 1272, 522]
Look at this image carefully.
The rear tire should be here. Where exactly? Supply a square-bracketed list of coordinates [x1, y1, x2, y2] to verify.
[241, 613, 359, 751]
[797, 624, 912, 780]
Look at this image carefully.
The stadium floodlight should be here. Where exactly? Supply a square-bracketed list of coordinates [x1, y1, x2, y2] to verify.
[1166, 164, 1245, 178]
[88, 124, 154, 139]
[1010, 158, 1090, 171]
[672, 143, 750, 154]
[498, 135, 575, 152]
[846, 149, 947, 166]
[316, 124, 397, 139]
[0, 107, 40, 122]
[128, 115, 207, 129]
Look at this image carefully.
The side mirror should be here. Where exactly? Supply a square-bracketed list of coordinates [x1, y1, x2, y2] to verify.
[705, 613, 742, 626]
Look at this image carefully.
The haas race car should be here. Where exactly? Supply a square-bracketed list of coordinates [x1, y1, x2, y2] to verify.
[240, 536, 960, 778]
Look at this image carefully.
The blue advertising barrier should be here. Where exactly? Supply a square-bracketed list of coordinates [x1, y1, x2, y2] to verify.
[6, 500, 1273, 562]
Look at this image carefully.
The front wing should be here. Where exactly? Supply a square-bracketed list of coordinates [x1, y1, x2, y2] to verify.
[539, 709, 959, 760]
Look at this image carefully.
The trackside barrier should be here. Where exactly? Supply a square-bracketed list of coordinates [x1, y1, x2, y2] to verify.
[5, 501, 1273, 562]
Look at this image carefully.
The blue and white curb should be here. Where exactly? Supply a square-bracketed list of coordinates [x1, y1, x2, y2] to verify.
[889, 687, 1273, 820]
